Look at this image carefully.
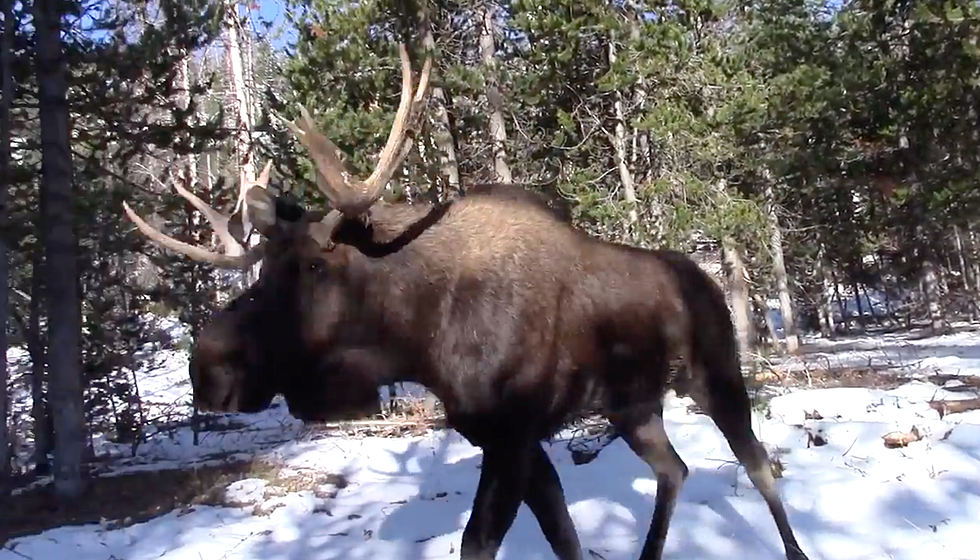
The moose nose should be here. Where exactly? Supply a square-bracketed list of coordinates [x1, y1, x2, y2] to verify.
[190, 362, 239, 412]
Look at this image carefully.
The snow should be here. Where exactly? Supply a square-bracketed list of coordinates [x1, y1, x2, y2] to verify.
[5, 326, 980, 560]
[789, 327, 980, 377]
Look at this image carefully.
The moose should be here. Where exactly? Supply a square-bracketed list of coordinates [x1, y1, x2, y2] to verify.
[122, 42, 810, 560]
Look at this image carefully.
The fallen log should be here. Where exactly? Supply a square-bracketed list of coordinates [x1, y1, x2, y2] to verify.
[929, 398, 980, 419]
[928, 374, 980, 391]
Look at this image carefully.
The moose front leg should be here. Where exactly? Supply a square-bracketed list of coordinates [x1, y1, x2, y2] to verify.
[523, 443, 582, 560]
[460, 441, 534, 560]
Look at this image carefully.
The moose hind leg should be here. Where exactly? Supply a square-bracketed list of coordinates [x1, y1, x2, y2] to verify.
[523, 443, 582, 560]
[460, 441, 534, 560]
[696, 365, 810, 560]
[611, 405, 689, 560]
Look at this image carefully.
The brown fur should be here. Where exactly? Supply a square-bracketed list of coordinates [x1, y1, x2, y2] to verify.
[188, 184, 810, 560]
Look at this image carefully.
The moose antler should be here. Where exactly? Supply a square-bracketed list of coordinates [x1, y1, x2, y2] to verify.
[283, 42, 431, 225]
[122, 160, 274, 269]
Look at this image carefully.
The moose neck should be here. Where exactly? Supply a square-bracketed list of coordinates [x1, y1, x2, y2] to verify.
[331, 200, 460, 390]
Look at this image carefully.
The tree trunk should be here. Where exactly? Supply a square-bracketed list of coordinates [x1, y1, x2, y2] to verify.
[11, 238, 53, 475]
[27, 283, 52, 475]
[223, 0, 260, 282]
[817, 306, 830, 338]
[860, 283, 881, 326]
[722, 240, 755, 372]
[952, 225, 977, 320]
[711, 179, 754, 369]
[922, 258, 945, 334]
[831, 268, 849, 333]
[627, 16, 651, 186]
[0, 0, 12, 479]
[607, 36, 638, 240]
[33, 0, 85, 499]
[176, 55, 200, 217]
[8, 295, 52, 475]
[478, 3, 512, 184]
[224, 0, 253, 179]
[175, 53, 213, 282]
[763, 184, 798, 353]
[872, 252, 895, 320]
[417, 9, 460, 195]
[819, 260, 837, 337]
[847, 269, 864, 331]
[240, 4, 257, 120]
[970, 227, 980, 295]
[953, 225, 970, 288]
[752, 293, 779, 356]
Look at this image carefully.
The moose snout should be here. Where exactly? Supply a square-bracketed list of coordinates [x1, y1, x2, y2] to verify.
[189, 360, 240, 413]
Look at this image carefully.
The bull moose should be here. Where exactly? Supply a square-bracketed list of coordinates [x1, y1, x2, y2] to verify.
[122, 42, 810, 560]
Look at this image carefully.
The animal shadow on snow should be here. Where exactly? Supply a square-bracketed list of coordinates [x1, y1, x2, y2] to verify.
[254, 427, 856, 560]
[874, 471, 980, 558]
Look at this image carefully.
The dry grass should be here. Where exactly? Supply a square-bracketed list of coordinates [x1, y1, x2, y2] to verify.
[306, 396, 446, 439]
[1, 457, 347, 545]
[753, 363, 916, 391]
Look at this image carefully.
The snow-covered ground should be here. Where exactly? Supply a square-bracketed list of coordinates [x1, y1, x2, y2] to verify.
[795, 327, 980, 375]
[4, 326, 980, 560]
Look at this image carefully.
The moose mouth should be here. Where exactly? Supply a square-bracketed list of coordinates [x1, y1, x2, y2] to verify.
[194, 388, 274, 415]
[191, 387, 239, 414]
[190, 364, 272, 415]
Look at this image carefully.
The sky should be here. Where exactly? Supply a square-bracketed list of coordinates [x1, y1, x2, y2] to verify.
[252, 0, 299, 50]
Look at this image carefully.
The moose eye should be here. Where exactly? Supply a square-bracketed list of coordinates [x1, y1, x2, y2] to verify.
[306, 259, 328, 277]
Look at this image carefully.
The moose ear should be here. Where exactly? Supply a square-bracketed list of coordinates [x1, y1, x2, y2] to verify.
[307, 220, 336, 248]
[244, 185, 278, 236]
[228, 210, 247, 246]
[307, 210, 344, 249]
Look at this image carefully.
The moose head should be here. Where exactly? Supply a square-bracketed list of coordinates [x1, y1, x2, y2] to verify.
[123, 43, 432, 421]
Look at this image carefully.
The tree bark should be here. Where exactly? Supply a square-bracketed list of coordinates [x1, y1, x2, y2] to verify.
[966, 228, 980, 295]
[417, 9, 460, 195]
[11, 244, 53, 475]
[752, 293, 779, 355]
[819, 260, 837, 337]
[711, 179, 754, 369]
[722, 239, 755, 372]
[478, 3, 512, 184]
[953, 225, 970, 289]
[223, 0, 260, 282]
[914, 226, 946, 334]
[607, 36, 638, 240]
[970, 227, 980, 295]
[626, 11, 650, 185]
[0, 0, 12, 479]
[27, 283, 51, 474]
[850, 274, 864, 330]
[33, 0, 85, 498]
[764, 183, 798, 353]
[224, 0, 254, 179]
[176, 55, 201, 216]
[922, 258, 945, 333]
[10, 302, 52, 475]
